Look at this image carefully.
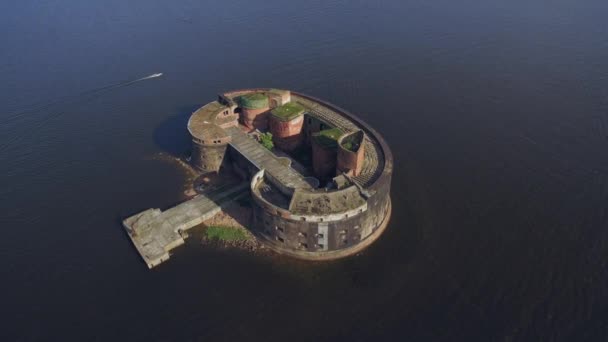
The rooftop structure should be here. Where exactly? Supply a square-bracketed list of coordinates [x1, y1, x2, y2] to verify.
[312, 127, 344, 148]
[271, 102, 305, 121]
[238, 93, 269, 109]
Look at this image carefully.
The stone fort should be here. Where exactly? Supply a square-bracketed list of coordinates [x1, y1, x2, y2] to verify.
[124, 88, 392, 267]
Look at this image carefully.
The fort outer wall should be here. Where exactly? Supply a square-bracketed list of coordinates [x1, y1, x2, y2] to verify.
[242, 106, 269, 130]
[250, 170, 391, 259]
[191, 136, 230, 173]
[248, 91, 394, 260]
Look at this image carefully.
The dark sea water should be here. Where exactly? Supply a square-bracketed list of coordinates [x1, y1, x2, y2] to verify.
[2, 0, 608, 340]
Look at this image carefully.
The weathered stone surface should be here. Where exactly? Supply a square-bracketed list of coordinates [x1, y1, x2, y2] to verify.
[291, 94, 384, 187]
[123, 183, 249, 268]
[225, 126, 311, 194]
[337, 130, 365, 176]
[241, 107, 269, 130]
[191, 143, 229, 173]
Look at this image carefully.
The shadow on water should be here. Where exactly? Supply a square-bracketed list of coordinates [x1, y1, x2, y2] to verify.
[153, 105, 200, 157]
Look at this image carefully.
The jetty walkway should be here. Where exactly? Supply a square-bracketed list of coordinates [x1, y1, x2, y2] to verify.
[123, 182, 248, 268]
[124, 127, 315, 269]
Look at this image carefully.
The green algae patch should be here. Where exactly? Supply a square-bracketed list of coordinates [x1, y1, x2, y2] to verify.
[271, 102, 305, 121]
[238, 93, 269, 109]
[342, 141, 355, 151]
[204, 226, 250, 242]
[312, 128, 344, 148]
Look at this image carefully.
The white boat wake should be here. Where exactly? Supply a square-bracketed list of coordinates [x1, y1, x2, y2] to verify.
[5, 72, 164, 123]
[1, 72, 164, 152]
[130, 73, 163, 83]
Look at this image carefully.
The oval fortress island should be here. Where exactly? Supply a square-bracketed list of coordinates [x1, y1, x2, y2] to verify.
[123, 89, 393, 268]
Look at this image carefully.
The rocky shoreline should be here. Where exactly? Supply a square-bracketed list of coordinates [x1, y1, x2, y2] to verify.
[200, 233, 266, 253]
[198, 201, 276, 256]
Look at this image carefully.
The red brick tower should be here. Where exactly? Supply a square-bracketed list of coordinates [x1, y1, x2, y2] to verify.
[238, 93, 269, 130]
[337, 130, 365, 176]
[269, 102, 305, 152]
[311, 128, 344, 181]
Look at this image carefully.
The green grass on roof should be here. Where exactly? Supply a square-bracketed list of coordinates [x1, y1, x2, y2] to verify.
[239, 93, 269, 109]
[313, 128, 344, 148]
[271, 102, 304, 121]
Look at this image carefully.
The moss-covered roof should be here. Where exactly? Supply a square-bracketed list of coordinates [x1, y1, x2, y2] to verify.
[289, 186, 366, 214]
[271, 102, 305, 121]
[187, 101, 230, 140]
[238, 93, 268, 109]
[312, 128, 344, 148]
[340, 130, 364, 152]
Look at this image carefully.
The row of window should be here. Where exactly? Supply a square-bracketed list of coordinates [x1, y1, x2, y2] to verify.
[267, 223, 360, 235]
[201, 154, 222, 160]
[275, 236, 323, 249]
[299, 210, 364, 222]
[269, 232, 361, 248]
[262, 214, 363, 249]
[195, 138, 225, 145]
[277, 226, 327, 238]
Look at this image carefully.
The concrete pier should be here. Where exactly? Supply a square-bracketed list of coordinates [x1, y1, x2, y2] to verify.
[123, 182, 248, 268]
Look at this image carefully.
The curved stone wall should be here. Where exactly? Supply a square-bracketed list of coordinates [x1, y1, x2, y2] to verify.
[241, 107, 269, 130]
[188, 101, 233, 173]
[268, 114, 304, 152]
[269, 114, 304, 138]
[238, 93, 270, 130]
[337, 131, 365, 176]
[250, 169, 392, 259]
[191, 139, 229, 173]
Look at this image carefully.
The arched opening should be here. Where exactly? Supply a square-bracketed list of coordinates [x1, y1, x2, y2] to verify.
[234, 107, 243, 124]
